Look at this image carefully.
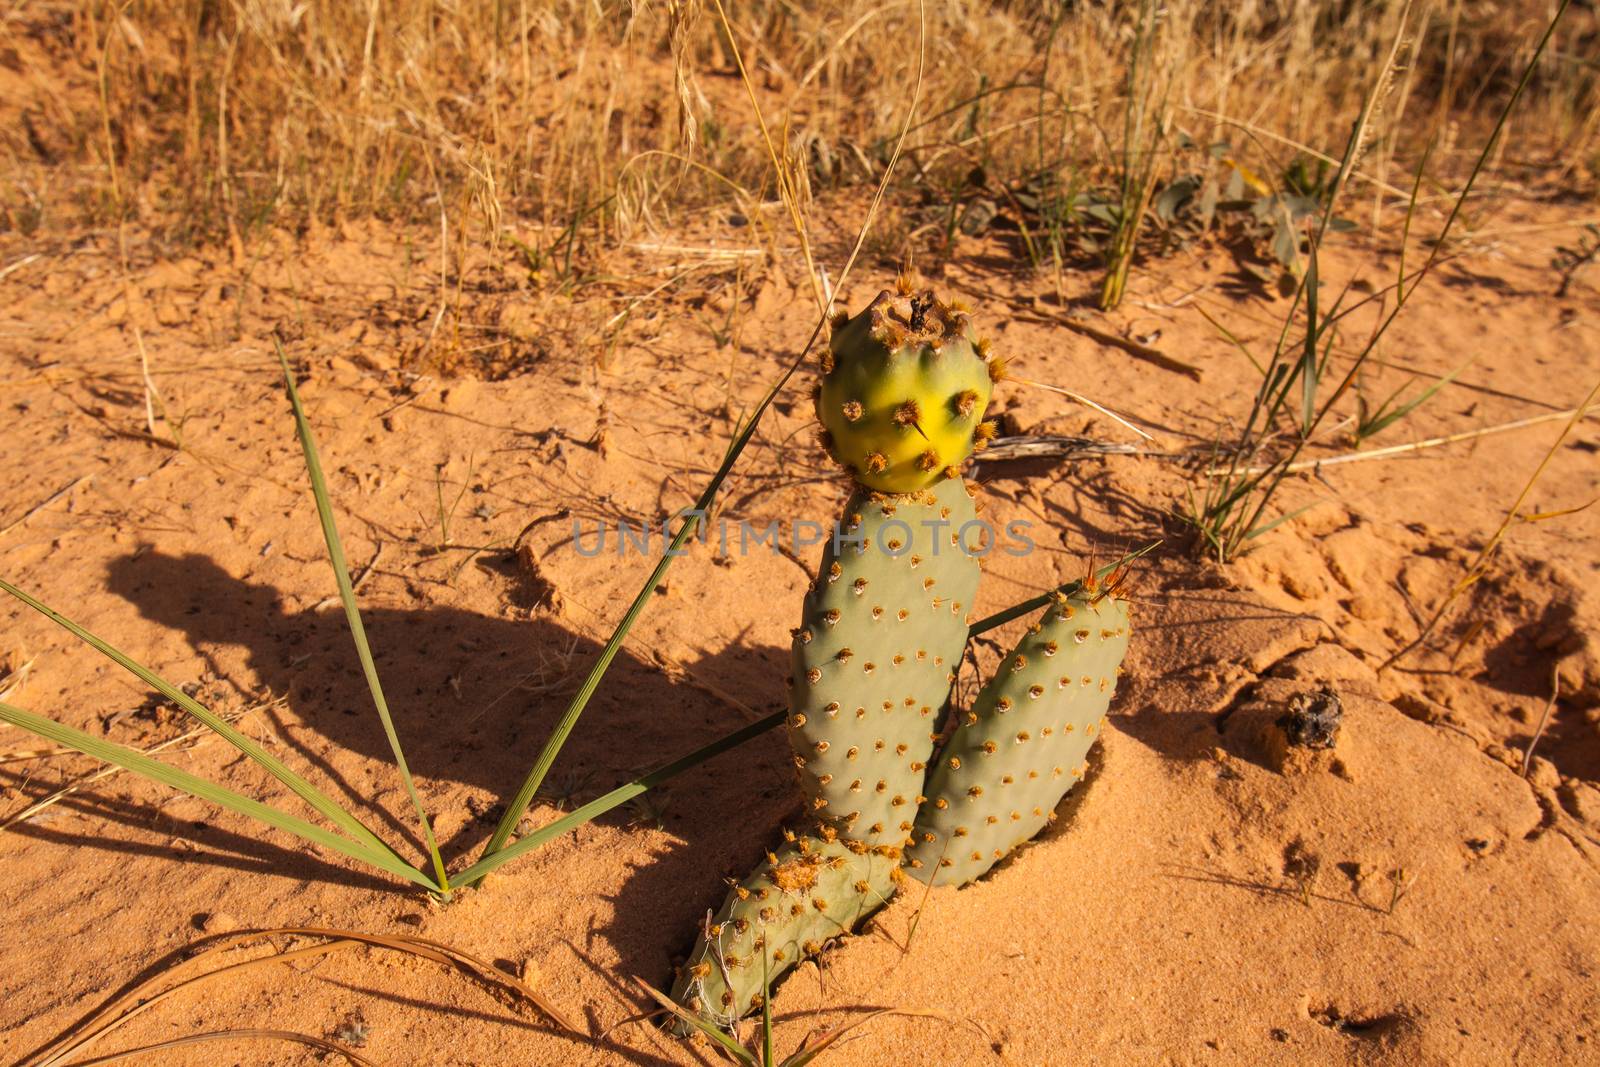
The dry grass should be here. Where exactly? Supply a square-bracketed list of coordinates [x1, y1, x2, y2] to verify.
[26, 926, 579, 1066]
[2, 1, 1595, 261]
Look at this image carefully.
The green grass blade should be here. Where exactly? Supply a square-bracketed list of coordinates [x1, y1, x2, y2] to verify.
[967, 583, 1086, 637]
[454, 542, 1161, 885]
[0, 577, 406, 870]
[634, 978, 757, 1064]
[453, 710, 784, 886]
[475, 337, 821, 877]
[1360, 356, 1476, 439]
[275, 341, 449, 892]
[1193, 303, 1264, 375]
[761, 949, 774, 1067]
[966, 541, 1161, 636]
[1244, 502, 1318, 542]
[1396, 139, 1433, 301]
[0, 701, 438, 891]
[1300, 249, 1319, 435]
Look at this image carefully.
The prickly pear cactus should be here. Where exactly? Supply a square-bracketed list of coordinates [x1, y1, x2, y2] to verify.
[671, 282, 1031, 1032]
[669, 830, 901, 1031]
[904, 583, 1131, 887]
[817, 286, 1001, 494]
[788, 474, 982, 852]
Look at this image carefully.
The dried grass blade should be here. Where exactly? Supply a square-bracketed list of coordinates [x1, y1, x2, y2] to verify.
[633, 977, 756, 1064]
[782, 1008, 993, 1067]
[55, 1028, 379, 1067]
[367, 929, 584, 1034]
[35, 926, 579, 1067]
[1381, 375, 1600, 671]
[0, 654, 35, 703]
[33, 940, 359, 1067]
[1223, 405, 1599, 476]
[1011, 376, 1157, 441]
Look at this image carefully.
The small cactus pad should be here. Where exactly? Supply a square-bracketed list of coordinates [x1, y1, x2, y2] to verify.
[817, 288, 998, 494]
[669, 832, 901, 1031]
[789, 475, 982, 851]
[905, 586, 1131, 886]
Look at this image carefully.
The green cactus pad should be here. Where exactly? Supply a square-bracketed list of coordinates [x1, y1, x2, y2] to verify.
[817, 288, 1000, 494]
[905, 586, 1131, 887]
[669, 831, 901, 1031]
[788, 475, 982, 851]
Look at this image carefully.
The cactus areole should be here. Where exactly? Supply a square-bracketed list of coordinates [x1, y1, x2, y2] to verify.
[817, 288, 1001, 494]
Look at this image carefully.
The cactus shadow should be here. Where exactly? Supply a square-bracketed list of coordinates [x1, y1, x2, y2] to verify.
[98, 549, 794, 891]
[1114, 702, 1230, 763]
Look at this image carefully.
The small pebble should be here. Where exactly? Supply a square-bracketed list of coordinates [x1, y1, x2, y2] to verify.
[199, 911, 239, 933]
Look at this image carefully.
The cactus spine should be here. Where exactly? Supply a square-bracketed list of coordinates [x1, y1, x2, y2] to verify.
[905, 582, 1131, 886]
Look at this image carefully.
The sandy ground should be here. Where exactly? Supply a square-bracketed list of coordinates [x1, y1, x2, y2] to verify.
[1, 199, 1598, 1066]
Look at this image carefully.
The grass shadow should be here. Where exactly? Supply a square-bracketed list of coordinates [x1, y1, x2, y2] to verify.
[90, 548, 800, 997]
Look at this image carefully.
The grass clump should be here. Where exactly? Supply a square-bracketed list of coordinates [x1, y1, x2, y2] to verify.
[4, 0, 1593, 267]
[1182, 0, 1580, 563]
